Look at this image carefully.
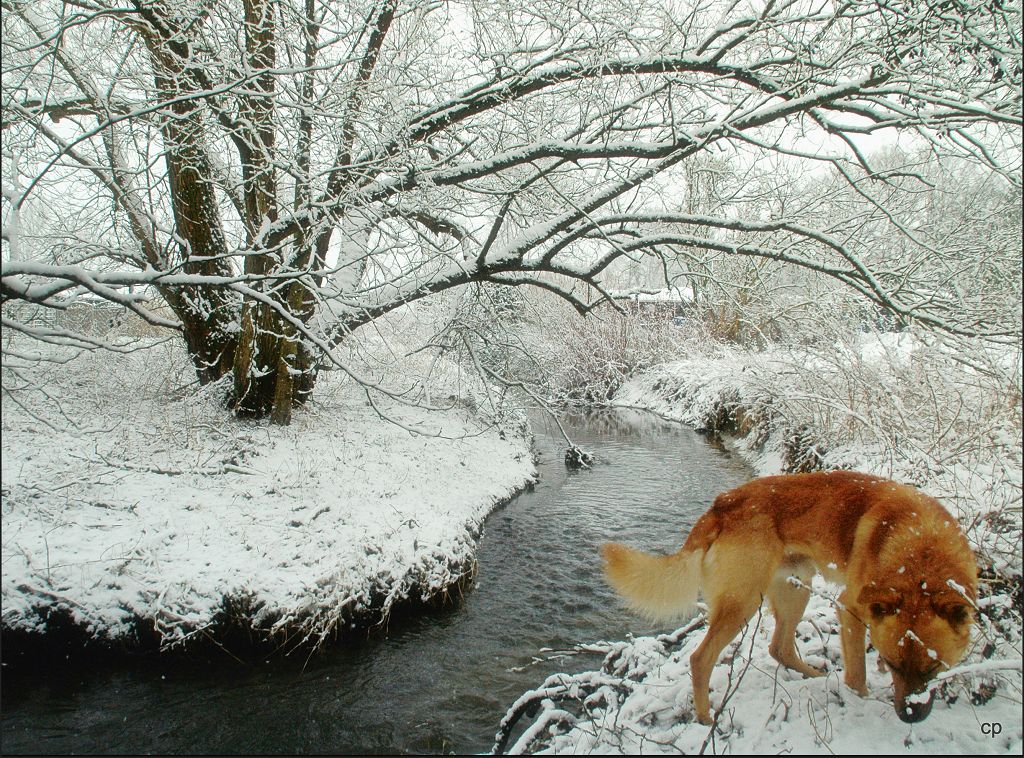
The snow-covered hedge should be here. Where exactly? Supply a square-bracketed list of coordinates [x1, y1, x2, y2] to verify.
[615, 332, 1021, 578]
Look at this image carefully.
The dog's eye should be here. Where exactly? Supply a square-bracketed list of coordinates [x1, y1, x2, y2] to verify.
[870, 602, 897, 618]
[939, 603, 971, 626]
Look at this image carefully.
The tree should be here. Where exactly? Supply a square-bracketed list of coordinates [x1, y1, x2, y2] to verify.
[649, 144, 1024, 346]
[2, 0, 1021, 423]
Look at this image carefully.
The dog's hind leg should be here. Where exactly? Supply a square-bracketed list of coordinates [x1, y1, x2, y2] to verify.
[689, 539, 771, 725]
[766, 557, 824, 678]
[690, 595, 762, 725]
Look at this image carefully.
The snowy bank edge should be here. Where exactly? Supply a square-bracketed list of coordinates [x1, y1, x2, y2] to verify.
[1, 478, 534, 661]
[1, 350, 540, 660]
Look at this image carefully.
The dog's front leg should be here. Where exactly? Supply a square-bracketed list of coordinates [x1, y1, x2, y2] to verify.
[838, 590, 869, 697]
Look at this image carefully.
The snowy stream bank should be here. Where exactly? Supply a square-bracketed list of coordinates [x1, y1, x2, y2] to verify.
[1, 341, 536, 655]
[2, 407, 753, 753]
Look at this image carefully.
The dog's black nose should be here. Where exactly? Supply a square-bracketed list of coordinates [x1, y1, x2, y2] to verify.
[897, 695, 933, 723]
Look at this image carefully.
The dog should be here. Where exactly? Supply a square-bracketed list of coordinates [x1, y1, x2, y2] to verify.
[601, 470, 977, 724]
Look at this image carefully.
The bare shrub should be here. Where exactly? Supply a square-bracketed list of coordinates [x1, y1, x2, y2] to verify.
[521, 293, 688, 404]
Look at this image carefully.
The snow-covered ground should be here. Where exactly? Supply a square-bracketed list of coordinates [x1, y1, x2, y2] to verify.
[1, 337, 536, 650]
[497, 615, 1022, 754]
[498, 333, 1022, 755]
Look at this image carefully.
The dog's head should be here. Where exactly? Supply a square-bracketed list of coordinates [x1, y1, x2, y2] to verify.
[859, 582, 974, 723]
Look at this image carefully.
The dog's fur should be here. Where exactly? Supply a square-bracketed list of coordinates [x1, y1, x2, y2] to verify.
[601, 471, 977, 724]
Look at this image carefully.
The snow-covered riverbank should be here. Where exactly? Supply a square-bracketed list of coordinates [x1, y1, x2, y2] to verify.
[1, 339, 536, 653]
[613, 334, 1022, 577]
[497, 334, 1022, 755]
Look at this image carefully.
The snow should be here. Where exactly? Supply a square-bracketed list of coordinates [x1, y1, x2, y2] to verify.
[497, 333, 1022, 755]
[608, 286, 696, 304]
[1, 337, 536, 649]
[611, 334, 1023, 578]
[3, 327, 1020, 754]
[500, 617, 1022, 754]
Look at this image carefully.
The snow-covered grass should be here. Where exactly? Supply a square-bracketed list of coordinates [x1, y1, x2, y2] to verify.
[1, 335, 536, 652]
[497, 330, 1022, 755]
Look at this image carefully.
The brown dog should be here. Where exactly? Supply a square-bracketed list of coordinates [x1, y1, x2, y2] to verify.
[602, 470, 977, 724]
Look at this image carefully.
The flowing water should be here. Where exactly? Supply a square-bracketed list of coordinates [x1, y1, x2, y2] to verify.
[1, 408, 751, 755]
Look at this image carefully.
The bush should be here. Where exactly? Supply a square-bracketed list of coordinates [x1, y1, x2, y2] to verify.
[520, 294, 689, 404]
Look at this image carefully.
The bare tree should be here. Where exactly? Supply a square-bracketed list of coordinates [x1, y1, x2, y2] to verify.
[2, 0, 1020, 422]
[649, 144, 1024, 346]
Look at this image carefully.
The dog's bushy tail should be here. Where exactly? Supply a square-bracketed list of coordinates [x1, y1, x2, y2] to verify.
[600, 542, 702, 623]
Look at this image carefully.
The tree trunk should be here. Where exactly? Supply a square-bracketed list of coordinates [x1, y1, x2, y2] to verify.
[231, 280, 319, 423]
[227, 0, 319, 424]
[143, 23, 240, 386]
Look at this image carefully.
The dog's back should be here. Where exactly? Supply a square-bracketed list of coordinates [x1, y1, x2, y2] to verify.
[681, 471, 902, 577]
[605, 470, 971, 614]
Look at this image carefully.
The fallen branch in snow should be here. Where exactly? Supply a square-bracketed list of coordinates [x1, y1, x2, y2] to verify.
[491, 670, 636, 755]
[934, 658, 1024, 684]
[14, 582, 88, 610]
[64, 450, 262, 477]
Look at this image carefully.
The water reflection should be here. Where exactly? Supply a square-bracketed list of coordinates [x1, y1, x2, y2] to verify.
[1, 408, 751, 755]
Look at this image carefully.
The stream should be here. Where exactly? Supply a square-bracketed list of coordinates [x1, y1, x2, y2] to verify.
[0, 407, 751, 755]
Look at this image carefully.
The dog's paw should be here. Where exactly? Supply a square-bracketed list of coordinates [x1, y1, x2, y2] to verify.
[845, 681, 869, 698]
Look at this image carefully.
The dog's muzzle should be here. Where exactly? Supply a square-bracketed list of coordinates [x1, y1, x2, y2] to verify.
[896, 692, 934, 723]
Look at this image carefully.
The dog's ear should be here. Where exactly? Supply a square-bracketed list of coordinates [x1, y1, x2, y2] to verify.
[858, 586, 901, 619]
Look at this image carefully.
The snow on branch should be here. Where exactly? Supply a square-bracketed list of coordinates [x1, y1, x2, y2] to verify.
[1, 0, 1019, 420]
